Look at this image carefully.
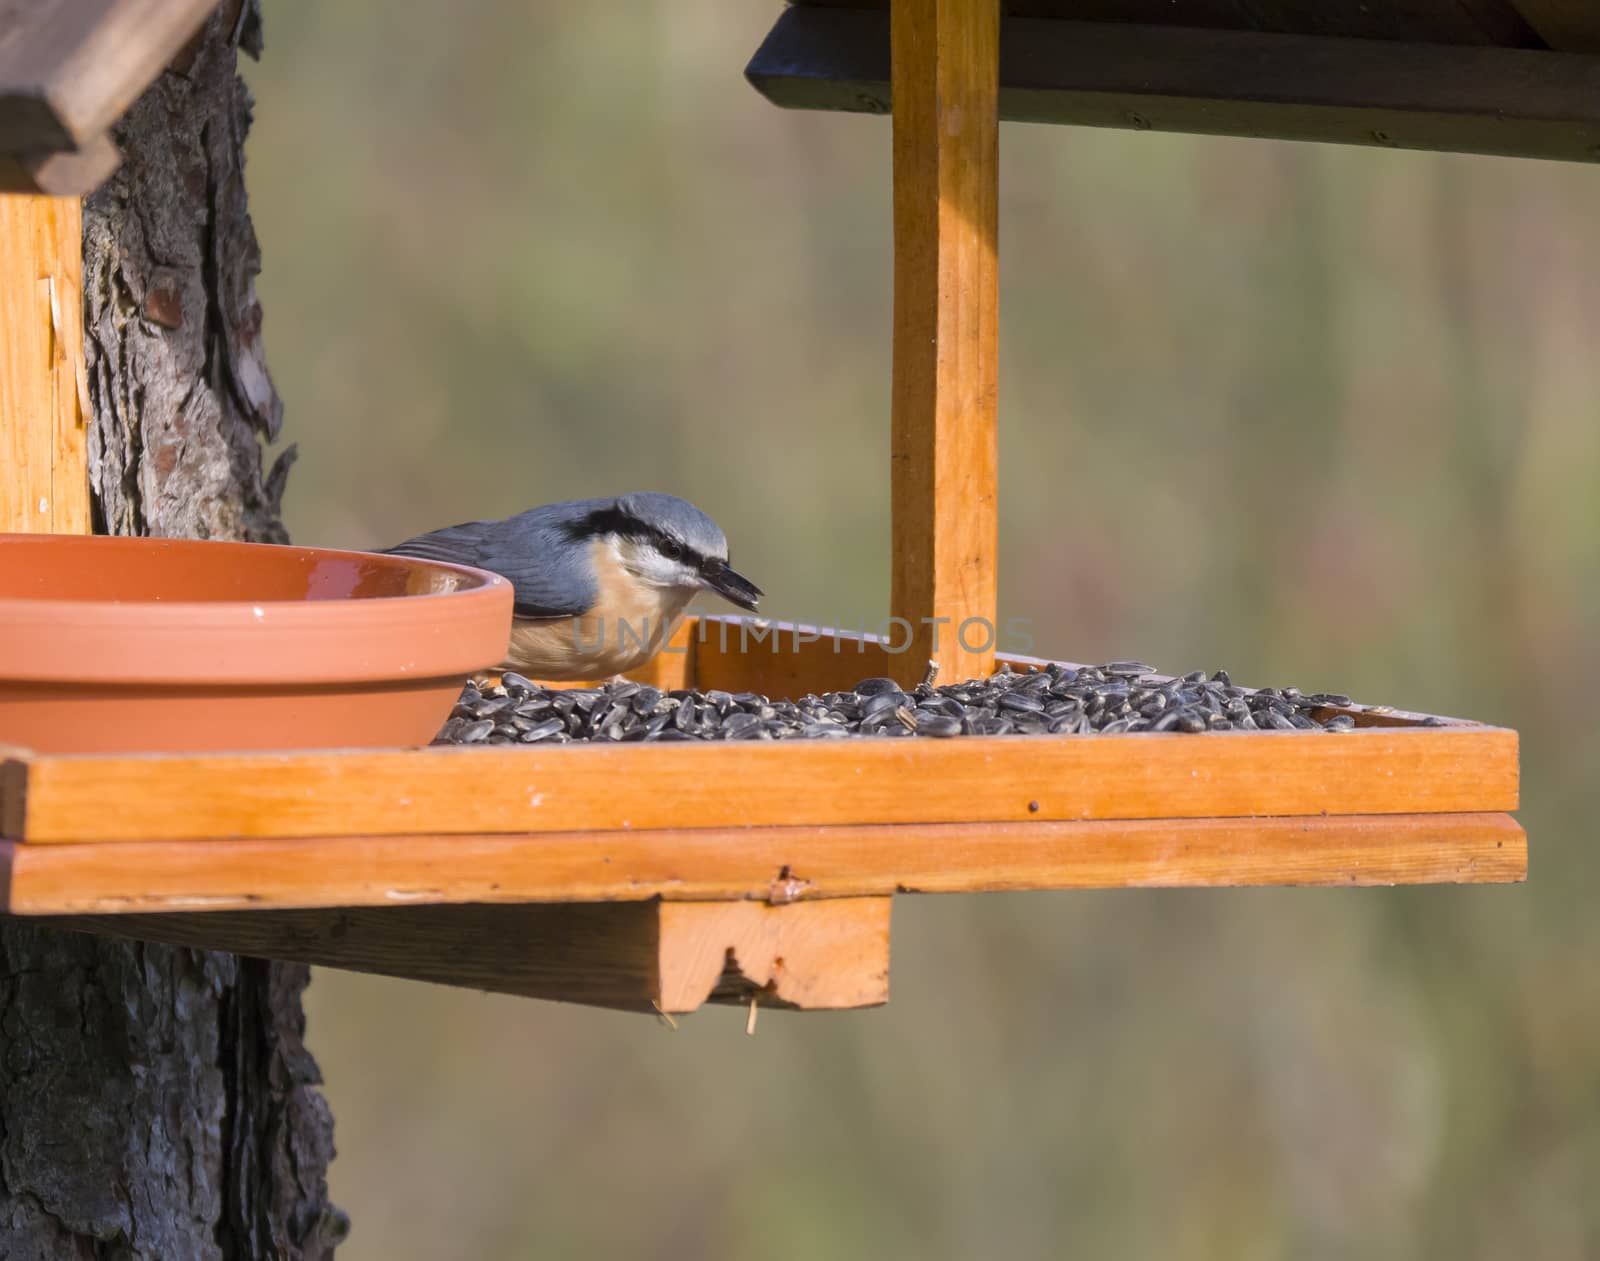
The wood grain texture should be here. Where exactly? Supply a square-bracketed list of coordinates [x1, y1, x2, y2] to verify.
[657, 898, 891, 1010]
[43, 898, 894, 1012]
[0, 194, 90, 534]
[694, 616, 897, 696]
[0, 0, 217, 152]
[0, 720, 1517, 843]
[889, 0, 1000, 688]
[747, 10, 1600, 164]
[1504, 0, 1600, 51]
[0, 814, 1525, 915]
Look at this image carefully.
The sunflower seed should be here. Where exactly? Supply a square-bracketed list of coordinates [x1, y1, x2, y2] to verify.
[862, 690, 907, 719]
[436, 659, 1384, 744]
[856, 677, 902, 696]
[722, 712, 761, 738]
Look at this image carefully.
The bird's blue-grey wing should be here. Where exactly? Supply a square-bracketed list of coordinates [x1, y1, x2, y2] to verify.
[383, 502, 603, 620]
[381, 522, 490, 567]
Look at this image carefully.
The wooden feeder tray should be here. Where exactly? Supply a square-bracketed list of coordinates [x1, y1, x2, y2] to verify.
[1, 616, 1523, 1014]
[0, 0, 1539, 1017]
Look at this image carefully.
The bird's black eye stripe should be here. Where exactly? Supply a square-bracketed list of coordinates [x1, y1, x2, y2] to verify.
[568, 507, 628, 542]
[651, 531, 705, 566]
[569, 507, 702, 567]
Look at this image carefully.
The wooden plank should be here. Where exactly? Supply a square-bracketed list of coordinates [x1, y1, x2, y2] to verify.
[693, 617, 898, 696]
[0, 194, 90, 534]
[656, 898, 891, 1011]
[41, 897, 894, 1013]
[889, 0, 1000, 688]
[800, 0, 1264, 31]
[792, 0, 1540, 47]
[0, 133, 119, 196]
[0, 719, 1518, 843]
[58, 902, 668, 1009]
[0, 814, 1526, 914]
[1226, 0, 1532, 45]
[0, 0, 217, 152]
[1503, 0, 1600, 51]
[745, 10, 1600, 164]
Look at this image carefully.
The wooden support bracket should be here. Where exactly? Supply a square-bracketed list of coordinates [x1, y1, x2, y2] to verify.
[46, 896, 894, 1015]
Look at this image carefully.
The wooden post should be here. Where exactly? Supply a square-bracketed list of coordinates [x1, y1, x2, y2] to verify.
[889, 0, 1000, 687]
[0, 195, 90, 534]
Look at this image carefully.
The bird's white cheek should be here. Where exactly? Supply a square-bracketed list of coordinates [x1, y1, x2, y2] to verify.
[614, 540, 688, 590]
[644, 557, 701, 591]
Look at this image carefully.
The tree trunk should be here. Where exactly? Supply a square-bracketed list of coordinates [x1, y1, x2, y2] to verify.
[0, 6, 343, 1258]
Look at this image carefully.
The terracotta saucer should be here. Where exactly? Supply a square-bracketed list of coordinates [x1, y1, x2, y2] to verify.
[0, 534, 514, 753]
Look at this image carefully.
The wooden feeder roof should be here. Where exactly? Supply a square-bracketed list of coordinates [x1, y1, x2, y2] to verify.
[0, 0, 216, 194]
[3, 0, 1597, 192]
[747, 0, 1600, 163]
[772, 0, 1588, 48]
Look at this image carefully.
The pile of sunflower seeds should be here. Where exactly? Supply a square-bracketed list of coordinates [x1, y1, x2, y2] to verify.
[434, 662, 1381, 746]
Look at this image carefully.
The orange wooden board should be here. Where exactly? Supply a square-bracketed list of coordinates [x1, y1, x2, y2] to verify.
[0, 813, 1525, 914]
[0, 194, 90, 535]
[0, 723, 1517, 844]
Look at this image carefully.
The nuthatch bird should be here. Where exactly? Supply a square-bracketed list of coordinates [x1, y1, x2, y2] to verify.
[384, 492, 762, 681]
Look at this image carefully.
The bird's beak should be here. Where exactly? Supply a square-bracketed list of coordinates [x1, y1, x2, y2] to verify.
[700, 558, 763, 612]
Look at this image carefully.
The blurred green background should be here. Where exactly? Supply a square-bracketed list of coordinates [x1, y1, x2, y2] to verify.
[243, 3, 1599, 1257]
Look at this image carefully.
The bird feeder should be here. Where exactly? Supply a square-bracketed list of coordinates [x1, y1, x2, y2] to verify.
[0, 0, 1544, 1016]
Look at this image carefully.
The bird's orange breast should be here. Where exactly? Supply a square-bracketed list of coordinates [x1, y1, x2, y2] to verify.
[500, 539, 692, 681]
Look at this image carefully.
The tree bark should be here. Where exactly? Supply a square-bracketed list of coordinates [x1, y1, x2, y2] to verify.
[0, 5, 342, 1258]
[82, 0, 295, 542]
